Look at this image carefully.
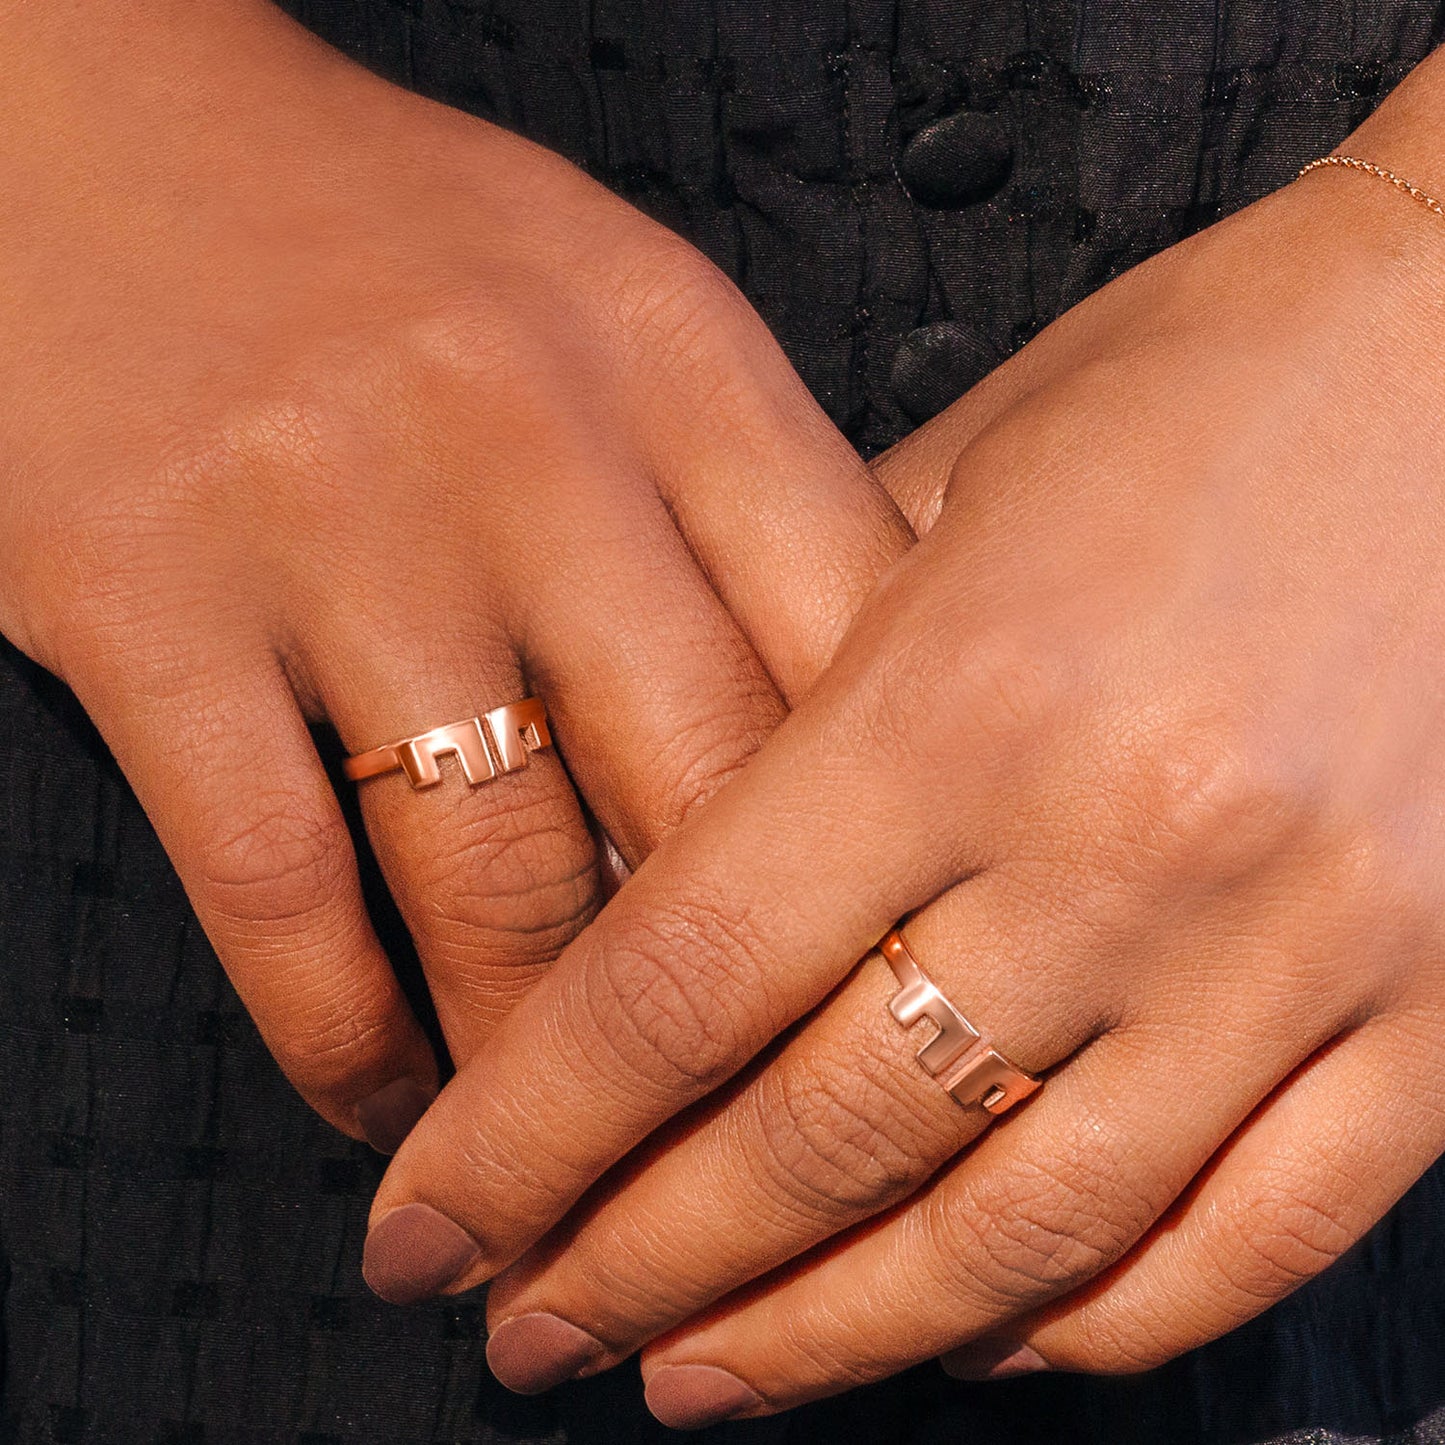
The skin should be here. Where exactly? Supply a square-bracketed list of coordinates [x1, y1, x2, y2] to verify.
[10, 0, 1445, 1422]
[356, 45, 1445, 1426]
[0, 0, 907, 1148]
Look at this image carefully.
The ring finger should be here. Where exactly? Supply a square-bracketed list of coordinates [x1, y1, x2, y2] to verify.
[309, 470, 807, 1081]
[311, 605, 593, 1072]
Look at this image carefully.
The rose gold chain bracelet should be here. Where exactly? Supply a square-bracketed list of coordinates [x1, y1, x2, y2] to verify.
[1297, 153, 1445, 218]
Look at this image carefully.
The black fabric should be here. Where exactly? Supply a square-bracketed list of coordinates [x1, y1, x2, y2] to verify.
[5, 0, 1445, 1439]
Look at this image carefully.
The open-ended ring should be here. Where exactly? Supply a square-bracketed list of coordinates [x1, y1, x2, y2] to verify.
[877, 929, 1041, 1116]
[343, 698, 551, 790]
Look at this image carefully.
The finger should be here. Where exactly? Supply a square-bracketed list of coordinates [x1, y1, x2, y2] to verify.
[641, 325, 913, 701]
[362, 545, 995, 1302]
[487, 837, 1394, 1388]
[633, 961, 1357, 1428]
[481, 872, 1093, 1390]
[510, 480, 787, 871]
[946, 1007, 1445, 1379]
[68, 622, 437, 1150]
[304, 599, 599, 1067]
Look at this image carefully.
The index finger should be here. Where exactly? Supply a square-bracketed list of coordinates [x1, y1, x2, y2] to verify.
[361, 547, 1010, 1302]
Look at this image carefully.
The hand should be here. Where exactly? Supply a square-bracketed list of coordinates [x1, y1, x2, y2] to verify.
[0, 0, 907, 1150]
[361, 50, 1445, 1421]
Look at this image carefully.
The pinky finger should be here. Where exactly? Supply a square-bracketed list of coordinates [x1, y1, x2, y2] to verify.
[72, 630, 438, 1151]
[943, 1011, 1445, 1381]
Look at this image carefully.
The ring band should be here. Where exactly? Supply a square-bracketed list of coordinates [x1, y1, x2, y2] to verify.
[343, 698, 551, 790]
[878, 929, 1040, 1116]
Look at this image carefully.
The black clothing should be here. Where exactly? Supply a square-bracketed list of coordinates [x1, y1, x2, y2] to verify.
[5, 1, 1445, 1439]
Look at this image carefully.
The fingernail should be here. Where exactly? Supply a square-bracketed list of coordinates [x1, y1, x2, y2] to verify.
[486, 1312, 605, 1394]
[941, 1340, 1048, 1381]
[645, 1364, 763, 1430]
[356, 1077, 432, 1155]
[363, 1202, 481, 1305]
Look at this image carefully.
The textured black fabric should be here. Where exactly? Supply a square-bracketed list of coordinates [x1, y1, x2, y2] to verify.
[5, 0, 1445, 1439]
[287, 0, 1445, 456]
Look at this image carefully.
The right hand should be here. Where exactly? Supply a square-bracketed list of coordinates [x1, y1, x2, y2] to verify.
[0, 0, 909, 1149]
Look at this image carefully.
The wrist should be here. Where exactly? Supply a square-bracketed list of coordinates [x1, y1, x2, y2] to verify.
[1280, 45, 1445, 343]
[1346, 43, 1445, 178]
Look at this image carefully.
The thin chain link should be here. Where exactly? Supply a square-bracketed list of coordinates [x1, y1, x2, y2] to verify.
[1297, 153, 1445, 218]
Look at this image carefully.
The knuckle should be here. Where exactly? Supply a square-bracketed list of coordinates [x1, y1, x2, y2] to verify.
[749, 1053, 940, 1219]
[391, 292, 518, 387]
[745, 1051, 936, 1219]
[216, 376, 384, 520]
[1121, 722, 1323, 889]
[25, 416, 342, 680]
[405, 786, 599, 968]
[32, 500, 213, 680]
[198, 798, 352, 938]
[619, 238, 737, 328]
[1216, 1172, 1355, 1299]
[167, 353, 431, 543]
[938, 1154, 1150, 1309]
[585, 899, 771, 1095]
[607, 239, 756, 374]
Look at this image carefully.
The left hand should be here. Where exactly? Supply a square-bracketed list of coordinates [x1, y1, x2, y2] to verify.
[363, 58, 1445, 1423]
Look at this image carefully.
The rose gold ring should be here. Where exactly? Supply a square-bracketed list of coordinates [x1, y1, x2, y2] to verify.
[878, 928, 1040, 1116]
[343, 698, 551, 790]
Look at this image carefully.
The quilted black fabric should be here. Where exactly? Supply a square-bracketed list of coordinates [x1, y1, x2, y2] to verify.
[4, 0, 1445, 1440]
